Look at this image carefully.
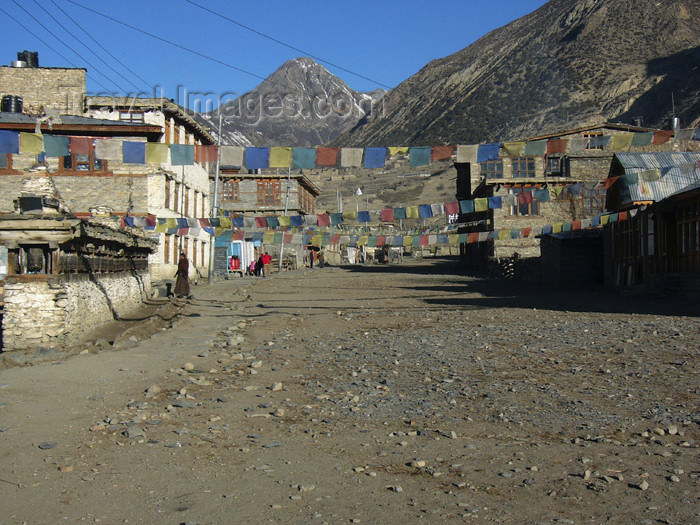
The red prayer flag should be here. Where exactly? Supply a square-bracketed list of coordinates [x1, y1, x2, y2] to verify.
[255, 216, 267, 228]
[521, 228, 532, 238]
[317, 213, 331, 226]
[467, 232, 479, 243]
[603, 176, 621, 189]
[652, 130, 674, 144]
[546, 139, 568, 154]
[196, 145, 218, 163]
[431, 145, 454, 162]
[330, 234, 340, 245]
[233, 230, 245, 240]
[381, 208, 394, 222]
[444, 202, 460, 215]
[518, 191, 533, 204]
[70, 137, 92, 155]
[376, 235, 385, 246]
[572, 220, 581, 230]
[145, 214, 156, 227]
[618, 211, 628, 221]
[315, 147, 339, 166]
[419, 235, 429, 246]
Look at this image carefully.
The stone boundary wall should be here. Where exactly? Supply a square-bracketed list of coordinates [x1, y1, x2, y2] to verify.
[2, 270, 151, 352]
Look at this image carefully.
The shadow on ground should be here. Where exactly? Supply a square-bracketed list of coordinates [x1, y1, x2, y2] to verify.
[340, 257, 700, 318]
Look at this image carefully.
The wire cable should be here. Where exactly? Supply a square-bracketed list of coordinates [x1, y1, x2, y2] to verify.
[0, 4, 114, 93]
[9, 0, 126, 92]
[48, 0, 154, 92]
[31, 0, 144, 93]
[184, 0, 392, 90]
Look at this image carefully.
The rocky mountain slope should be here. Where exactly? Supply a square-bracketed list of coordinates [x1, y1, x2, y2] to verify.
[334, 0, 700, 146]
[196, 57, 384, 146]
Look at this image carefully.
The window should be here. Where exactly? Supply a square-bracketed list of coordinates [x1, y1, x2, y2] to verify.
[583, 185, 606, 216]
[0, 153, 12, 172]
[479, 159, 503, 179]
[511, 157, 536, 178]
[546, 156, 564, 177]
[584, 132, 604, 150]
[61, 143, 106, 172]
[221, 180, 239, 202]
[118, 111, 144, 123]
[165, 178, 171, 209]
[510, 188, 539, 216]
[257, 180, 281, 205]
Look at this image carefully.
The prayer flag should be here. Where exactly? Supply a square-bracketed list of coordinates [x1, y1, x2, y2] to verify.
[364, 147, 387, 168]
[675, 128, 695, 141]
[278, 215, 291, 227]
[406, 206, 420, 219]
[444, 202, 460, 215]
[315, 147, 339, 167]
[652, 130, 673, 144]
[330, 213, 344, 226]
[255, 216, 267, 228]
[488, 196, 502, 209]
[358, 211, 371, 223]
[409, 146, 431, 167]
[381, 208, 394, 222]
[431, 203, 444, 216]
[611, 133, 633, 150]
[394, 207, 407, 220]
[317, 213, 331, 227]
[246, 147, 269, 169]
[388, 147, 409, 156]
[196, 145, 218, 163]
[270, 147, 292, 168]
[419, 205, 433, 218]
[622, 172, 638, 185]
[358, 236, 368, 246]
[123, 141, 146, 164]
[568, 138, 589, 152]
[376, 235, 385, 247]
[0, 130, 19, 154]
[431, 145, 454, 162]
[44, 135, 70, 157]
[19, 133, 43, 154]
[552, 223, 562, 234]
[70, 137, 92, 155]
[631, 132, 654, 146]
[459, 200, 474, 214]
[340, 148, 363, 167]
[293, 147, 316, 169]
[474, 198, 488, 212]
[546, 139, 568, 154]
[266, 216, 279, 228]
[171, 144, 194, 165]
[264, 232, 274, 244]
[419, 235, 429, 247]
[571, 220, 581, 231]
[145, 143, 169, 163]
[456, 144, 478, 164]
[502, 142, 525, 156]
[344, 211, 358, 220]
[524, 140, 547, 156]
[220, 145, 244, 166]
[290, 215, 303, 227]
[95, 139, 122, 160]
[640, 168, 660, 182]
[477, 143, 500, 162]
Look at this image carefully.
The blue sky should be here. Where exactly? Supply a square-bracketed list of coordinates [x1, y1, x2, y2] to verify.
[1, 0, 549, 108]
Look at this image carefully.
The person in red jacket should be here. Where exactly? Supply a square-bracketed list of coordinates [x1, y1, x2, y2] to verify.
[262, 252, 272, 277]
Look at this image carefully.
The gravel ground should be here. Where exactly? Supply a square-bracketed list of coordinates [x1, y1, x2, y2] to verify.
[0, 257, 697, 524]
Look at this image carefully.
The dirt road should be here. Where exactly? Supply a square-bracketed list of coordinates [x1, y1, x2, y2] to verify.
[1, 258, 698, 524]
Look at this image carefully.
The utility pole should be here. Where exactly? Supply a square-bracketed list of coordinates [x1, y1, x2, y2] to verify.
[278, 165, 292, 273]
[207, 113, 222, 285]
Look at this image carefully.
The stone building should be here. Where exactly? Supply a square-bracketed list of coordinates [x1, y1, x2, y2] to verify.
[460, 123, 700, 260]
[0, 52, 85, 115]
[0, 189, 156, 352]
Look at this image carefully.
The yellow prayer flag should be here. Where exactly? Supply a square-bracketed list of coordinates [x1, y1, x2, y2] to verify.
[263, 232, 275, 244]
[219, 217, 232, 229]
[448, 234, 459, 245]
[145, 143, 169, 163]
[269, 147, 292, 168]
[550, 186, 564, 198]
[278, 216, 291, 227]
[388, 147, 409, 156]
[640, 168, 660, 182]
[502, 141, 526, 156]
[403, 236, 412, 247]
[344, 211, 358, 220]
[19, 132, 44, 154]
[474, 198, 488, 212]
[498, 229, 510, 240]
[155, 222, 167, 233]
[358, 235, 369, 246]
[406, 206, 420, 219]
[552, 223, 563, 234]
[311, 235, 322, 247]
[611, 133, 633, 151]
[601, 215, 610, 225]
[165, 218, 178, 228]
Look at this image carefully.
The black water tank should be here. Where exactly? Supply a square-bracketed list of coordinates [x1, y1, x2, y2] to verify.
[17, 50, 38, 67]
[1, 95, 23, 113]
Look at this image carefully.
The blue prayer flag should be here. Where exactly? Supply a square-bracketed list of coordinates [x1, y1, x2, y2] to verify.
[246, 147, 269, 170]
[0, 130, 19, 154]
[290, 215, 304, 227]
[477, 143, 500, 163]
[358, 211, 371, 223]
[419, 205, 433, 218]
[488, 196, 502, 209]
[364, 147, 387, 169]
[123, 141, 146, 164]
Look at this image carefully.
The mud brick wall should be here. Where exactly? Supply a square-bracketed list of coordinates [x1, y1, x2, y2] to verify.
[0, 67, 86, 115]
[2, 270, 151, 352]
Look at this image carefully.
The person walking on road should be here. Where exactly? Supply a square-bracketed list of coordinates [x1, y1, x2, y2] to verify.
[174, 252, 191, 298]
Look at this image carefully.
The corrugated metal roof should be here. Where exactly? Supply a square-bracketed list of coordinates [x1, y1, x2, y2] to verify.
[614, 152, 700, 205]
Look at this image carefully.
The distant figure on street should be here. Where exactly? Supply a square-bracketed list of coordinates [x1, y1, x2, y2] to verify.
[255, 255, 264, 276]
[248, 259, 256, 276]
[262, 252, 272, 277]
[174, 252, 191, 298]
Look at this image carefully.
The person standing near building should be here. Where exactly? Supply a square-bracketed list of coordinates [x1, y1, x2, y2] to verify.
[174, 252, 191, 298]
[262, 251, 272, 277]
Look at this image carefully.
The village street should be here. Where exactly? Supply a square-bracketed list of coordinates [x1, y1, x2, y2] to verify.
[0, 258, 698, 524]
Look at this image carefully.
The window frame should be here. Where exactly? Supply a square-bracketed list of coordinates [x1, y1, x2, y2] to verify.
[511, 156, 536, 178]
[479, 159, 503, 179]
[509, 187, 540, 217]
[257, 179, 281, 205]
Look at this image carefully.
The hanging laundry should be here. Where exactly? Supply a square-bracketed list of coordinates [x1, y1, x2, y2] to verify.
[340, 148, 363, 167]
[245, 147, 270, 169]
[409, 146, 431, 167]
[269, 147, 292, 168]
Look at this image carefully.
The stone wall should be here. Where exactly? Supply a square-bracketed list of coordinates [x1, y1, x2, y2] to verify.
[0, 66, 86, 115]
[2, 270, 151, 352]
